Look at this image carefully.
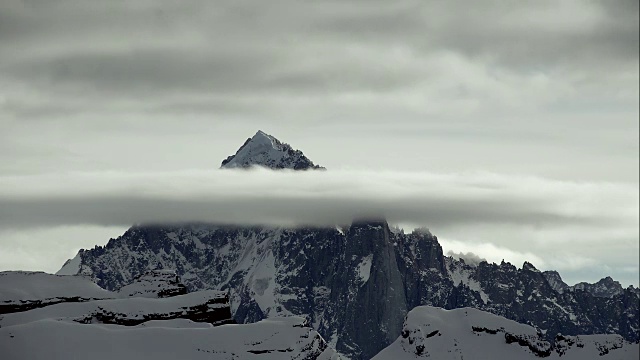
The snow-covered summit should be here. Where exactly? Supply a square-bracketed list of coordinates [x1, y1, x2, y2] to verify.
[220, 130, 325, 170]
[373, 306, 639, 360]
[118, 269, 188, 298]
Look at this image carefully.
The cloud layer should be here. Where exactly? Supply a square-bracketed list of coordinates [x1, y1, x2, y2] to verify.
[2, 169, 636, 228]
[1, 169, 637, 285]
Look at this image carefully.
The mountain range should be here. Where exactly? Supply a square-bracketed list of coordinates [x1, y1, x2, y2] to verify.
[53, 130, 639, 359]
[2, 270, 637, 359]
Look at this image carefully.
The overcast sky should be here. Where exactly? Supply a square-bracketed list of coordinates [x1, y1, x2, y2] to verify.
[1, 0, 638, 286]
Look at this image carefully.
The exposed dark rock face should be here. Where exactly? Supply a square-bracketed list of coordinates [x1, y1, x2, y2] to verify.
[542, 270, 570, 294]
[1, 296, 92, 315]
[504, 332, 552, 357]
[573, 277, 625, 298]
[543, 271, 626, 299]
[57, 220, 640, 359]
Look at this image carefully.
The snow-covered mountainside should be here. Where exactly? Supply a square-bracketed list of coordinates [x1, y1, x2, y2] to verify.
[0, 271, 232, 327]
[0, 290, 232, 328]
[118, 269, 188, 298]
[54, 132, 640, 359]
[373, 306, 639, 360]
[0, 271, 341, 360]
[56, 222, 640, 359]
[0, 271, 113, 313]
[220, 130, 324, 170]
[0, 316, 341, 360]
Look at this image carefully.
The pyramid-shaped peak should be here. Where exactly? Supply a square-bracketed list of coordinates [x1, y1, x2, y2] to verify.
[220, 130, 325, 170]
[253, 129, 273, 140]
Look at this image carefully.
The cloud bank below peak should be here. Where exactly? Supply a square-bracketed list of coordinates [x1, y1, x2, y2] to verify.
[0, 168, 637, 286]
[1, 168, 636, 229]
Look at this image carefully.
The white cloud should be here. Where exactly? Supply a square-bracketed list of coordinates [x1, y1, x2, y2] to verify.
[0, 168, 637, 285]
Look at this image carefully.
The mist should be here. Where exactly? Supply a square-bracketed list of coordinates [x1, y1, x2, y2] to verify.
[1, 168, 637, 285]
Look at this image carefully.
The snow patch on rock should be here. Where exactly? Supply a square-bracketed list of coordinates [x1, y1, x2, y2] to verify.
[356, 255, 373, 284]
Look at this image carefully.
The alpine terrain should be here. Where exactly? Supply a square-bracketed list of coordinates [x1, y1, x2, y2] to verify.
[55, 131, 640, 359]
[0, 271, 342, 359]
[373, 306, 639, 359]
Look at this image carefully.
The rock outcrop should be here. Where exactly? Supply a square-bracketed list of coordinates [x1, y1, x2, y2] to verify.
[118, 269, 188, 298]
[0, 271, 113, 314]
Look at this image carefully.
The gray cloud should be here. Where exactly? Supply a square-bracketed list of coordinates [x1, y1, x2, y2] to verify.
[1, 0, 637, 102]
[1, 169, 636, 228]
[0, 169, 637, 285]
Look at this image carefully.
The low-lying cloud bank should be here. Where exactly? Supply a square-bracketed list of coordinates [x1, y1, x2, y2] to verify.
[1, 168, 636, 228]
[0, 168, 638, 285]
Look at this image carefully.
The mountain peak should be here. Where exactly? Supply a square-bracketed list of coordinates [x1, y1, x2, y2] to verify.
[220, 130, 325, 170]
[522, 261, 540, 272]
[543, 270, 570, 293]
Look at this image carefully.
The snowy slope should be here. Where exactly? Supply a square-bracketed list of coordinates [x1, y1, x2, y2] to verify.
[0, 316, 342, 360]
[0, 270, 341, 359]
[0, 271, 114, 313]
[373, 306, 639, 360]
[0, 271, 114, 302]
[56, 253, 82, 275]
[0, 290, 231, 328]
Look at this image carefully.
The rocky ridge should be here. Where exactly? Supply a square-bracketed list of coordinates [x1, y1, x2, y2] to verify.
[118, 269, 188, 298]
[57, 222, 640, 359]
[542, 271, 627, 298]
